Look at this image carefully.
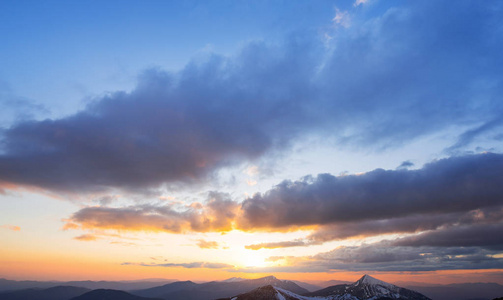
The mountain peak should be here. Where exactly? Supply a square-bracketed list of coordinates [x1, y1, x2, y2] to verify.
[221, 277, 244, 283]
[255, 275, 279, 283]
[306, 274, 431, 300]
[355, 274, 395, 289]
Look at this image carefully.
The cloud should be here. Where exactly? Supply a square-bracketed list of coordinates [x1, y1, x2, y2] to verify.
[245, 239, 315, 250]
[64, 192, 239, 233]
[1, 224, 21, 231]
[196, 239, 220, 249]
[0, 1, 502, 194]
[65, 153, 503, 250]
[74, 234, 98, 241]
[308, 242, 503, 272]
[0, 80, 48, 127]
[239, 153, 503, 231]
[446, 117, 503, 153]
[392, 223, 503, 250]
[123, 261, 234, 269]
[236, 241, 503, 273]
[354, 0, 369, 6]
[397, 160, 414, 169]
[307, 207, 503, 242]
[333, 8, 350, 28]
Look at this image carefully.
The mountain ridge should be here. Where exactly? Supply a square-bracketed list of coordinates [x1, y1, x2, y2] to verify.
[222, 275, 431, 300]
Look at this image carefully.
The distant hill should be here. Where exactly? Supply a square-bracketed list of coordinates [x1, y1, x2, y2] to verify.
[405, 282, 503, 300]
[132, 275, 308, 300]
[0, 286, 90, 300]
[69, 289, 162, 300]
[306, 279, 352, 288]
[289, 280, 322, 292]
[0, 279, 175, 292]
[131, 281, 198, 298]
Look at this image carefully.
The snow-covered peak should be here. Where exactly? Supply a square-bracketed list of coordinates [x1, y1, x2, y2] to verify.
[262, 275, 278, 282]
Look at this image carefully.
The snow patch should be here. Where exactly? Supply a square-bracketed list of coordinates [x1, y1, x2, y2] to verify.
[276, 290, 286, 300]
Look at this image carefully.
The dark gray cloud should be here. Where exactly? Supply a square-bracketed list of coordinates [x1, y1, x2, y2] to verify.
[1, 1, 502, 193]
[307, 242, 503, 272]
[397, 161, 414, 169]
[392, 223, 503, 250]
[240, 153, 503, 230]
[307, 206, 503, 243]
[234, 241, 503, 273]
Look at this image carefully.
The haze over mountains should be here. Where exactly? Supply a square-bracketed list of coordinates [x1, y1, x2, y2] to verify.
[1, 275, 502, 300]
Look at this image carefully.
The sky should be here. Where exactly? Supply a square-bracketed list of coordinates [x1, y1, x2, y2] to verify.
[1, 0, 503, 284]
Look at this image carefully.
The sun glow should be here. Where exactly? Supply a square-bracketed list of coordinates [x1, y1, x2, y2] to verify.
[241, 253, 269, 268]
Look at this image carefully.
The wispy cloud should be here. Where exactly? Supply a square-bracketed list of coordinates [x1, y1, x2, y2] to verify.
[245, 239, 318, 250]
[333, 8, 350, 28]
[123, 261, 234, 269]
[1, 224, 21, 231]
[74, 234, 99, 241]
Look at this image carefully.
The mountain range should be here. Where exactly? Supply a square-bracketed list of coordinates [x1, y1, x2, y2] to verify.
[130, 275, 308, 300]
[219, 275, 431, 300]
[0, 275, 501, 300]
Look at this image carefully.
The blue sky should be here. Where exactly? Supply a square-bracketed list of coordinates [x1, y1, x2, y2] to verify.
[1, 0, 503, 282]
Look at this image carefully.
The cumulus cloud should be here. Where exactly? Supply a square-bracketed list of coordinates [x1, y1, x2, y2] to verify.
[0, 1, 502, 194]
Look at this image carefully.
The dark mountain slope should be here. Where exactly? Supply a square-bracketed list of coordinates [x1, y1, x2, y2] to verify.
[0, 286, 90, 300]
[406, 282, 503, 300]
[217, 285, 305, 300]
[131, 281, 198, 298]
[70, 289, 161, 300]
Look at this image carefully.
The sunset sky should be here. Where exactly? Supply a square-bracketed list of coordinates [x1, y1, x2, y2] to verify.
[1, 0, 503, 284]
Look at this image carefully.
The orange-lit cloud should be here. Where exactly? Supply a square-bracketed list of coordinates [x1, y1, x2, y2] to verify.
[1, 224, 21, 231]
[196, 239, 221, 249]
[74, 234, 99, 241]
[123, 261, 234, 269]
[245, 239, 319, 250]
[64, 192, 239, 234]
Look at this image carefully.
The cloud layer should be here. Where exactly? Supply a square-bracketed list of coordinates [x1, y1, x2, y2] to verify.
[1, 1, 502, 194]
[66, 153, 503, 263]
